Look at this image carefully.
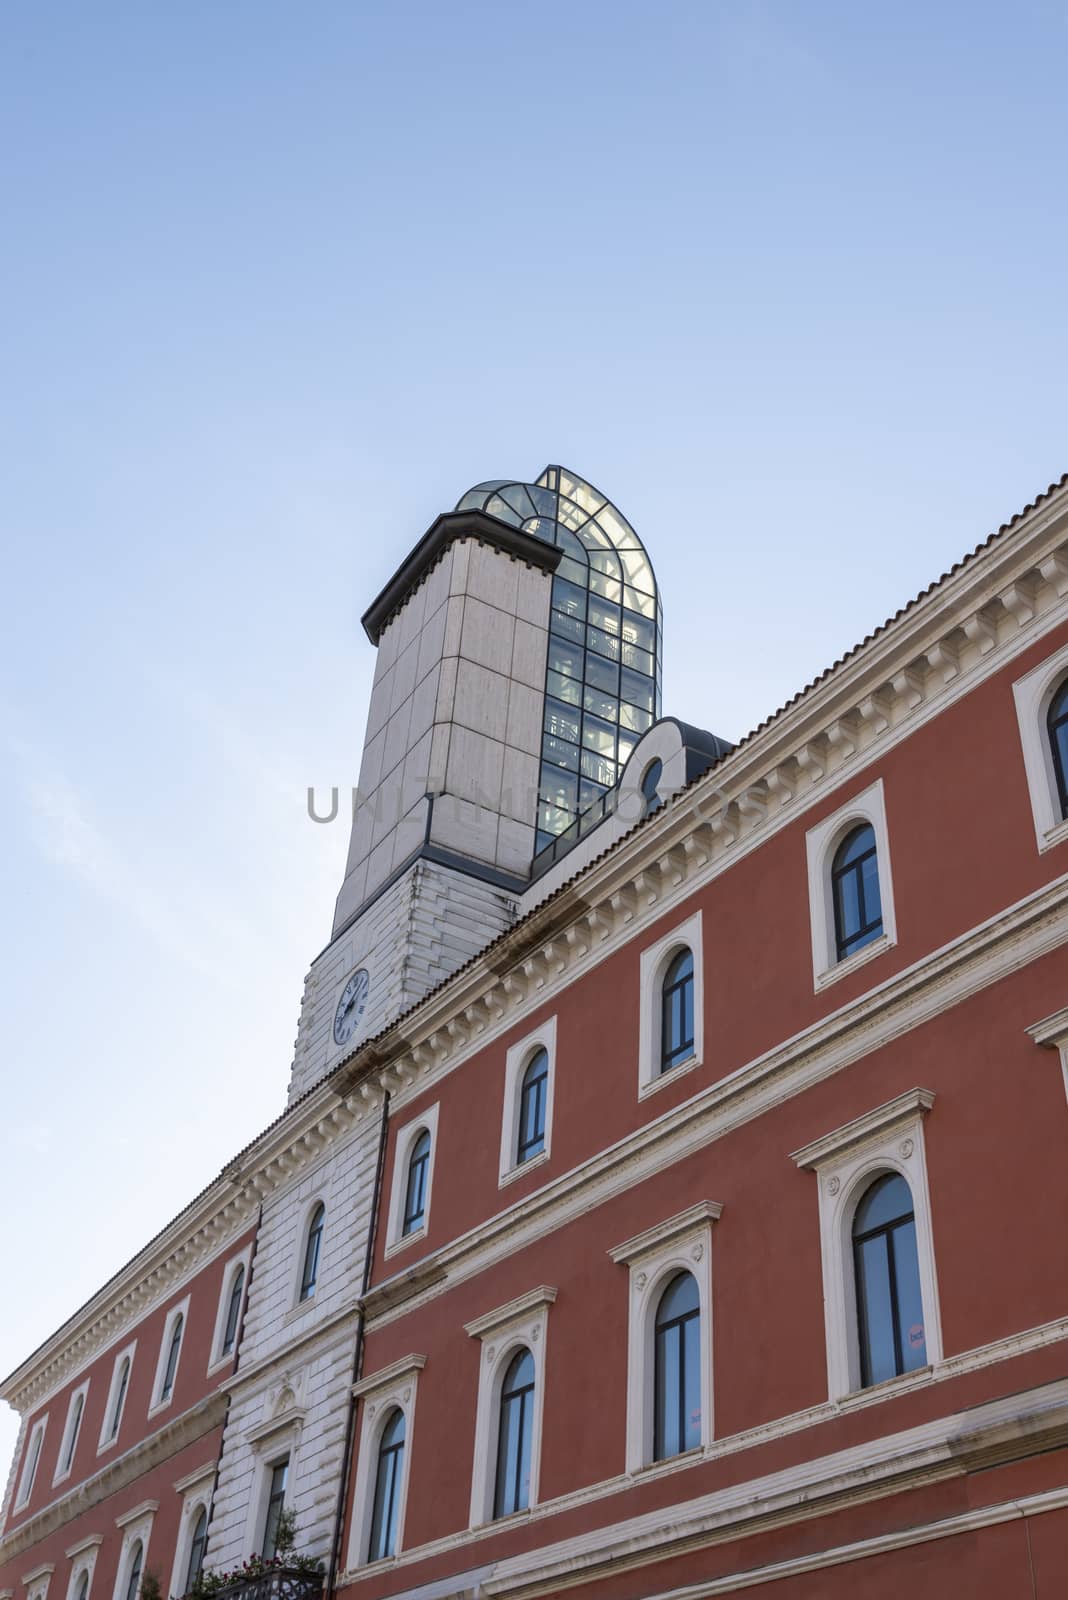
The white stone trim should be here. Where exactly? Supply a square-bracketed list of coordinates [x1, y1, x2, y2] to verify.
[1027, 1004, 1068, 1106]
[1013, 637, 1068, 850]
[52, 1381, 89, 1487]
[499, 1018, 556, 1186]
[207, 1246, 253, 1375]
[466, 1288, 554, 1527]
[242, 1437, 297, 1562]
[384, 1104, 439, 1257]
[110, 1504, 155, 1600]
[347, 1356, 425, 1568]
[20, 1564, 54, 1600]
[638, 911, 703, 1097]
[147, 1296, 189, 1417]
[792, 1088, 941, 1399]
[14, 1416, 47, 1511]
[96, 1342, 136, 1455]
[611, 1205, 718, 1472]
[63, 1538, 100, 1600]
[167, 1465, 215, 1600]
[804, 778, 897, 989]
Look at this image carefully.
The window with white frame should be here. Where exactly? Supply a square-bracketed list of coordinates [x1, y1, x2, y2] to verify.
[348, 1354, 425, 1567]
[98, 1342, 136, 1452]
[805, 778, 897, 988]
[22, 1565, 53, 1600]
[385, 1105, 439, 1255]
[261, 1458, 289, 1558]
[637, 911, 704, 1096]
[791, 1087, 941, 1400]
[64, 1538, 102, 1600]
[111, 1502, 156, 1600]
[609, 1202, 719, 1472]
[168, 1464, 216, 1600]
[464, 1287, 555, 1526]
[54, 1381, 89, 1485]
[209, 1246, 252, 1371]
[150, 1297, 189, 1413]
[14, 1415, 47, 1509]
[1014, 644, 1068, 852]
[499, 1018, 556, 1185]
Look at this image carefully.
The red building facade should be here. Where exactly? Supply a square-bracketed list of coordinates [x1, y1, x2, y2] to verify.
[5, 470, 1068, 1600]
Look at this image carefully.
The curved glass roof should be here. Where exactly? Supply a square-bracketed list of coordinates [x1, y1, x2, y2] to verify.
[456, 465, 662, 854]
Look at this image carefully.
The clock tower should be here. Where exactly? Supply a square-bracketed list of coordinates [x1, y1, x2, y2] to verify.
[288, 466, 662, 1101]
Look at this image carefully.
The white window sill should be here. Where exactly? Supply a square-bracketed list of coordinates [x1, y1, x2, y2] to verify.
[498, 1149, 550, 1189]
[629, 1443, 704, 1481]
[206, 1352, 236, 1379]
[50, 1470, 72, 1489]
[384, 1225, 427, 1261]
[146, 1397, 173, 1421]
[1039, 817, 1068, 853]
[814, 932, 894, 992]
[95, 1436, 120, 1458]
[282, 1298, 317, 1328]
[638, 1051, 701, 1101]
[834, 1363, 934, 1413]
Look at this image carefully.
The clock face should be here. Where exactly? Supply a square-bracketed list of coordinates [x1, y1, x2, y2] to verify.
[333, 967, 370, 1047]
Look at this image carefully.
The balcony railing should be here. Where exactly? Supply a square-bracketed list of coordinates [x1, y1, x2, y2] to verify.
[203, 1568, 323, 1600]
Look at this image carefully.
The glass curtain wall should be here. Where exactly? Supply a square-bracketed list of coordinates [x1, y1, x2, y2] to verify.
[455, 466, 662, 860]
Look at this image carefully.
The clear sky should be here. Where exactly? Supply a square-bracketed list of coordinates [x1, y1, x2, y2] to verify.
[2, 0, 1067, 1468]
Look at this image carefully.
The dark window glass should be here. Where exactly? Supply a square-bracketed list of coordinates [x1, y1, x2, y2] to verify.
[654, 1273, 701, 1460]
[124, 1544, 143, 1600]
[641, 759, 663, 816]
[402, 1131, 431, 1236]
[852, 1173, 926, 1387]
[222, 1265, 245, 1356]
[1048, 679, 1068, 820]
[367, 1408, 405, 1561]
[493, 1349, 535, 1518]
[75, 1573, 89, 1600]
[517, 1049, 549, 1164]
[185, 1508, 209, 1593]
[262, 1459, 289, 1559]
[831, 824, 883, 961]
[300, 1204, 325, 1301]
[109, 1359, 130, 1441]
[660, 949, 695, 1074]
[161, 1313, 183, 1400]
[63, 1392, 84, 1475]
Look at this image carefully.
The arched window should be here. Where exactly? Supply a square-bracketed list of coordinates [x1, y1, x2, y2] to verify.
[660, 949, 695, 1074]
[1047, 677, 1068, 820]
[161, 1314, 183, 1401]
[109, 1358, 130, 1441]
[653, 1272, 701, 1460]
[831, 824, 883, 961]
[62, 1391, 84, 1475]
[74, 1572, 89, 1600]
[493, 1349, 535, 1518]
[517, 1050, 548, 1164]
[185, 1508, 209, 1593]
[222, 1265, 245, 1356]
[367, 1408, 405, 1562]
[641, 758, 664, 816]
[300, 1204, 325, 1301]
[402, 1132, 431, 1236]
[124, 1543, 143, 1600]
[852, 1173, 926, 1387]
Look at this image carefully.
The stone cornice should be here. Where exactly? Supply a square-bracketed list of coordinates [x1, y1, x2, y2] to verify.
[1026, 1005, 1068, 1049]
[463, 1287, 558, 1341]
[0, 1392, 226, 1567]
[1, 1078, 386, 1413]
[350, 1354, 426, 1400]
[608, 1204, 722, 1266]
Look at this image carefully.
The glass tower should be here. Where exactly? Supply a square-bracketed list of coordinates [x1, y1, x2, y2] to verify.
[455, 466, 662, 860]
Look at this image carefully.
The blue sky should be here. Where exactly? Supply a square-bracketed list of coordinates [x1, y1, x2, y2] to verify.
[2, 0, 1067, 1467]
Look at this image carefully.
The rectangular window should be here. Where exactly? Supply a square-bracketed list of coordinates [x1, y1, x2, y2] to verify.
[262, 1459, 289, 1559]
